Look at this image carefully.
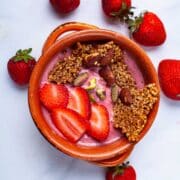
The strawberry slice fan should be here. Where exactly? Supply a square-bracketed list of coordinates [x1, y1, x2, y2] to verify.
[28, 22, 160, 167]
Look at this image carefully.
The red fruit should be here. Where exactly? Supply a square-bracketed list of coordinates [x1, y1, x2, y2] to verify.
[88, 103, 109, 141]
[50, 0, 80, 14]
[67, 87, 91, 120]
[39, 83, 69, 110]
[158, 59, 180, 100]
[51, 108, 88, 143]
[129, 12, 166, 46]
[102, 0, 132, 20]
[7, 48, 36, 86]
[106, 170, 113, 180]
[106, 162, 136, 180]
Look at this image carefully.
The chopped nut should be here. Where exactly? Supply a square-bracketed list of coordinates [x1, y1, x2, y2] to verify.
[119, 88, 133, 105]
[99, 66, 115, 86]
[111, 84, 119, 103]
[73, 72, 89, 86]
[85, 78, 97, 90]
[96, 88, 106, 100]
[99, 49, 114, 66]
[83, 53, 101, 68]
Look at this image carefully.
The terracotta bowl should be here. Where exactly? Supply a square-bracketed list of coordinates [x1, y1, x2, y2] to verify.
[28, 22, 160, 163]
[91, 146, 134, 167]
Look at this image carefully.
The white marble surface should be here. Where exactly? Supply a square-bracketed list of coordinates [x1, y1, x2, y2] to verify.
[0, 0, 180, 179]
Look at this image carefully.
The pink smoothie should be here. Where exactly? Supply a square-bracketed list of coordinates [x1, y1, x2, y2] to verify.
[40, 47, 144, 147]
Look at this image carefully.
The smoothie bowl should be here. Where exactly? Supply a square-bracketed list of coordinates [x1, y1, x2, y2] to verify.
[28, 22, 160, 165]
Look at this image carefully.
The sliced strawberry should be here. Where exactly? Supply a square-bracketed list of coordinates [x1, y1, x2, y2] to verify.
[51, 108, 88, 143]
[39, 83, 69, 110]
[88, 103, 110, 141]
[67, 87, 91, 120]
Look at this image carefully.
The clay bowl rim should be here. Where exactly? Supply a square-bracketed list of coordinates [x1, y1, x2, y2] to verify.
[28, 29, 160, 161]
[91, 146, 134, 167]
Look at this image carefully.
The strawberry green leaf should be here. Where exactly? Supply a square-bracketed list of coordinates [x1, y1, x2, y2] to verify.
[113, 161, 130, 176]
[127, 11, 148, 34]
[111, 2, 135, 22]
[14, 48, 34, 63]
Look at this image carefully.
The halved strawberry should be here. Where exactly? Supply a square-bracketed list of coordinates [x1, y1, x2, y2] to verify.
[39, 83, 69, 110]
[67, 87, 91, 120]
[51, 108, 88, 143]
[88, 103, 110, 141]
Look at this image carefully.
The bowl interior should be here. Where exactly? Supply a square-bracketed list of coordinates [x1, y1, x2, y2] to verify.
[28, 29, 160, 161]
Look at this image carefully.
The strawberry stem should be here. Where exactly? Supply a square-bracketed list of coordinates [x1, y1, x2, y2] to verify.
[111, 161, 130, 176]
[127, 14, 143, 33]
[127, 11, 148, 34]
[14, 48, 34, 63]
[111, 2, 135, 22]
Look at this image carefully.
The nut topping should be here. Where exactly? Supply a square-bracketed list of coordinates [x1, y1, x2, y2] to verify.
[96, 88, 106, 100]
[85, 78, 97, 90]
[73, 72, 89, 86]
[99, 49, 114, 66]
[83, 53, 101, 68]
[119, 88, 133, 105]
[111, 84, 119, 103]
[99, 66, 115, 86]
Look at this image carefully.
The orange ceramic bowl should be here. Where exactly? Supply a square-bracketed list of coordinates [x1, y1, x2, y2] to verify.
[91, 146, 134, 167]
[28, 22, 160, 163]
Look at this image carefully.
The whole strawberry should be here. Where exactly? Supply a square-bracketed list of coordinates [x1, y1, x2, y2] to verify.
[158, 59, 180, 100]
[106, 162, 136, 180]
[7, 48, 36, 86]
[50, 0, 80, 14]
[102, 0, 132, 21]
[128, 12, 166, 46]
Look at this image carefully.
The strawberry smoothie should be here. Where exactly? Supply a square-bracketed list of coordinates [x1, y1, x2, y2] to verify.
[40, 44, 145, 146]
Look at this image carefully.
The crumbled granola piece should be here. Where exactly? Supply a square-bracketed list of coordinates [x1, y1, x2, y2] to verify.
[111, 61, 136, 89]
[113, 83, 159, 142]
[48, 55, 82, 84]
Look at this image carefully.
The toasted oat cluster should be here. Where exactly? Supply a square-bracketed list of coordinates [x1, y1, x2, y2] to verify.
[48, 40, 159, 142]
[48, 41, 123, 84]
[113, 84, 159, 142]
[75, 41, 122, 65]
[111, 61, 136, 89]
[48, 54, 83, 84]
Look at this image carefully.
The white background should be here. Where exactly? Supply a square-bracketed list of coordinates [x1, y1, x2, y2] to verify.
[0, 0, 180, 179]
